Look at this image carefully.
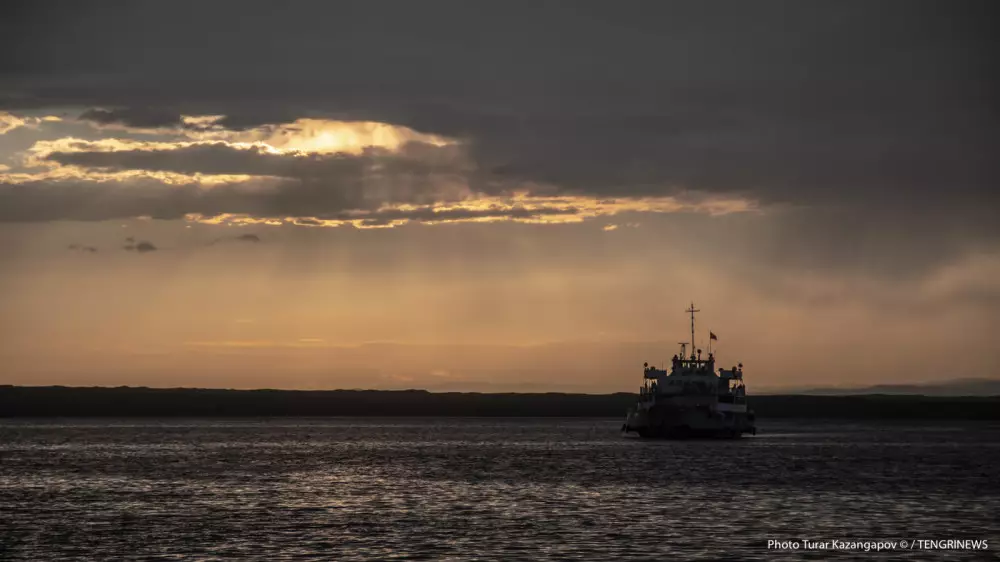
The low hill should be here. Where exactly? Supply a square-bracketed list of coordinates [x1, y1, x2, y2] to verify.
[2, 385, 999, 420]
[789, 377, 1000, 397]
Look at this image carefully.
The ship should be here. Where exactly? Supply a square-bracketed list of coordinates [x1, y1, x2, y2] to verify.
[622, 303, 756, 438]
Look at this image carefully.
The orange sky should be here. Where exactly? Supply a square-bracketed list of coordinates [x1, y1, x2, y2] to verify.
[1, 213, 997, 392]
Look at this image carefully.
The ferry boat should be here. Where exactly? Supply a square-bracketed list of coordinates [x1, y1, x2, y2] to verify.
[623, 304, 756, 438]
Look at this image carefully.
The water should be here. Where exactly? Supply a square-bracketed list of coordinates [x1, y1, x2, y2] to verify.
[1, 418, 997, 560]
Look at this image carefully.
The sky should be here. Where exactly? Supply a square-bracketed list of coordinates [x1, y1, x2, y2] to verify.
[1, 1, 997, 392]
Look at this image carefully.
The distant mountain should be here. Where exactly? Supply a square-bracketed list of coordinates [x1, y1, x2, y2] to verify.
[774, 378, 1000, 397]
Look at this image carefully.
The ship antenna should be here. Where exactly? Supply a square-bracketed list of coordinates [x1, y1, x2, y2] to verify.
[686, 302, 699, 358]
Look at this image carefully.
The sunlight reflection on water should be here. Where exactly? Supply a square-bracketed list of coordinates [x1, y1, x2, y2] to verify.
[1, 418, 998, 560]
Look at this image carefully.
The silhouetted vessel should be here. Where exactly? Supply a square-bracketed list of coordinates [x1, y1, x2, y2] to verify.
[623, 304, 755, 438]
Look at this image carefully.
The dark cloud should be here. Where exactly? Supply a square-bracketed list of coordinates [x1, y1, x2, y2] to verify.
[1, 1, 998, 276]
[350, 205, 579, 225]
[207, 233, 263, 246]
[1, 1, 994, 214]
[123, 240, 157, 252]
[79, 107, 184, 129]
[28, 142, 493, 220]
[45, 142, 470, 183]
[0, 178, 579, 225]
[67, 244, 97, 253]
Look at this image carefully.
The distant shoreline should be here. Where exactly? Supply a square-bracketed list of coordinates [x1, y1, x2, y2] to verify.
[2, 386, 999, 419]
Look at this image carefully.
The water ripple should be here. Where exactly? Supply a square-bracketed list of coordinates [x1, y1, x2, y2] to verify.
[1, 419, 998, 560]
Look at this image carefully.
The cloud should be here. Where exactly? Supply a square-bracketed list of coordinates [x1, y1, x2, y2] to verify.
[0, 111, 61, 134]
[68, 113, 455, 154]
[42, 140, 472, 184]
[0, 2, 996, 276]
[206, 232, 263, 246]
[123, 240, 157, 252]
[1, 3, 993, 211]
[0, 112, 28, 134]
[2, 131, 757, 227]
[67, 244, 97, 253]
[79, 107, 185, 129]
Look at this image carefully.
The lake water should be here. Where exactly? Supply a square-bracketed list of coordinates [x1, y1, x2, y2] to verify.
[1, 418, 997, 560]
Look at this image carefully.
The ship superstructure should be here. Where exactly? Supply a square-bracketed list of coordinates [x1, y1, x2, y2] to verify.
[623, 304, 755, 438]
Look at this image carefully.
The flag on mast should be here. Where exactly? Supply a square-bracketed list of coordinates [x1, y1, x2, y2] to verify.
[710, 332, 718, 341]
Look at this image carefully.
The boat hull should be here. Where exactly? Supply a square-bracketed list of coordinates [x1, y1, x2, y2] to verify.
[623, 425, 752, 439]
[623, 401, 755, 439]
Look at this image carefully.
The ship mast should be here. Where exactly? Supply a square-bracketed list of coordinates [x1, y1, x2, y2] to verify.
[686, 302, 699, 359]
